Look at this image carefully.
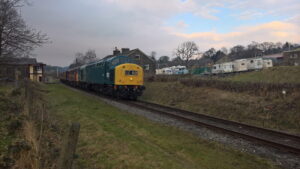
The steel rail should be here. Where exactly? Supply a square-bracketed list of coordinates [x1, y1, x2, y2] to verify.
[125, 100, 300, 155]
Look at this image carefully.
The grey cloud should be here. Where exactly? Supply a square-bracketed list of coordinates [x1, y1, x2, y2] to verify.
[20, 0, 300, 66]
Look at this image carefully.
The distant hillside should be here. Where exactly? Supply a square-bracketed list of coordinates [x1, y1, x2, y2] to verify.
[225, 66, 300, 84]
[44, 65, 68, 76]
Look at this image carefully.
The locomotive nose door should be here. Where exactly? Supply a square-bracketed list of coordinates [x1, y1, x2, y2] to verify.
[109, 69, 114, 82]
[102, 62, 109, 84]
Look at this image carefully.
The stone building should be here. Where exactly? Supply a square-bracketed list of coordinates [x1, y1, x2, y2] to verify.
[0, 57, 45, 82]
[283, 48, 300, 66]
[105, 48, 156, 75]
[263, 53, 284, 66]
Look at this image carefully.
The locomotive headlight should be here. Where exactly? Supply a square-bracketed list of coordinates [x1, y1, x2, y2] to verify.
[130, 77, 133, 81]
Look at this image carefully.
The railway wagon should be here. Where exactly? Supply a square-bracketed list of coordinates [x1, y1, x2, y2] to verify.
[59, 71, 67, 82]
[67, 67, 79, 86]
[63, 55, 145, 100]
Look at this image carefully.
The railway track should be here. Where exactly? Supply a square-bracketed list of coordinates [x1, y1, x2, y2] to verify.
[64, 84, 300, 155]
[124, 100, 300, 155]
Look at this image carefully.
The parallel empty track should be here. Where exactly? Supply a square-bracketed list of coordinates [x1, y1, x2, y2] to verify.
[124, 100, 300, 155]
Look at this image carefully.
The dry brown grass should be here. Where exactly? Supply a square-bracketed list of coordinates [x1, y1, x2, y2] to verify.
[13, 121, 39, 169]
[141, 82, 300, 134]
[7, 81, 63, 169]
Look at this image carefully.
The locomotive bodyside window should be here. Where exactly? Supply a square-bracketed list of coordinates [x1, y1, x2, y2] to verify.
[111, 58, 119, 66]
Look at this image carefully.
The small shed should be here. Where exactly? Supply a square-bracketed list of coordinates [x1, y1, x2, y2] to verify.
[191, 67, 211, 75]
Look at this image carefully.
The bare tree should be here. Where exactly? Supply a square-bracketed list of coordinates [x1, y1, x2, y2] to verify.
[175, 41, 198, 68]
[158, 55, 168, 63]
[0, 0, 48, 57]
[202, 48, 216, 59]
[69, 50, 98, 68]
[220, 47, 228, 55]
[69, 52, 84, 68]
[84, 49, 97, 62]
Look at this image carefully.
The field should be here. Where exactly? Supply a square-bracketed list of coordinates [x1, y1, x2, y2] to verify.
[45, 84, 279, 169]
[224, 66, 300, 84]
[140, 81, 300, 134]
[141, 66, 300, 134]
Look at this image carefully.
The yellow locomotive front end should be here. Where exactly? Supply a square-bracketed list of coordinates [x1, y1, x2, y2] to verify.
[114, 63, 145, 99]
[115, 63, 144, 86]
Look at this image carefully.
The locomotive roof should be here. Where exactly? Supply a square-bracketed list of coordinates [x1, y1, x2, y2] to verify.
[82, 55, 130, 68]
[66, 55, 126, 69]
[66, 55, 131, 72]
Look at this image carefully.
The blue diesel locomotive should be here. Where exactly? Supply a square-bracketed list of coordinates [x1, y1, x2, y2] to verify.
[60, 55, 145, 100]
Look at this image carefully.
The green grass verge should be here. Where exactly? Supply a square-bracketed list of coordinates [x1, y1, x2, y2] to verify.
[0, 85, 16, 156]
[225, 66, 300, 84]
[46, 84, 280, 169]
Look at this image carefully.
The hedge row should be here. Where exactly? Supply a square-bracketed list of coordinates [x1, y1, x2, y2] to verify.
[180, 78, 300, 95]
[145, 75, 191, 82]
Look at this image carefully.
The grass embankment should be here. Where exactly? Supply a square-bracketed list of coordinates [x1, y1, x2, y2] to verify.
[46, 84, 279, 169]
[225, 66, 300, 84]
[141, 82, 300, 134]
[0, 85, 14, 151]
[0, 84, 23, 167]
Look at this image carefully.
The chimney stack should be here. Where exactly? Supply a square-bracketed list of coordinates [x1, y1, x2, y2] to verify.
[121, 48, 130, 54]
[113, 47, 120, 55]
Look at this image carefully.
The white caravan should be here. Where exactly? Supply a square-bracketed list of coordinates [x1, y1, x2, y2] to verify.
[212, 64, 222, 74]
[263, 59, 273, 68]
[221, 62, 234, 73]
[233, 59, 248, 72]
[247, 58, 263, 70]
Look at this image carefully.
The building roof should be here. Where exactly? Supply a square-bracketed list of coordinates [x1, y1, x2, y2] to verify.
[262, 53, 283, 59]
[0, 57, 45, 66]
[104, 48, 153, 61]
[284, 48, 300, 53]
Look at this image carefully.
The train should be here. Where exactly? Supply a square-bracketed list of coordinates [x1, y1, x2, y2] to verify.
[60, 55, 145, 100]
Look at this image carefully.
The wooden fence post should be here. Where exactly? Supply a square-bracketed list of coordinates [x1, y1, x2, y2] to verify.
[58, 122, 80, 169]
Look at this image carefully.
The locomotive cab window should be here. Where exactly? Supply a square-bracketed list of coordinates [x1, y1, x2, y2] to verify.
[125, 70, 138, 76]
